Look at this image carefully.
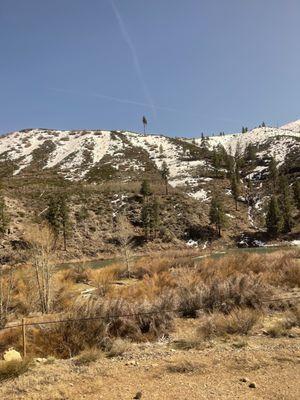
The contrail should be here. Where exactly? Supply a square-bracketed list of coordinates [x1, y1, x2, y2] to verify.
[109, 0, 157, 118]
[50, 87, 177, 112]
[49, 87, 242, 124]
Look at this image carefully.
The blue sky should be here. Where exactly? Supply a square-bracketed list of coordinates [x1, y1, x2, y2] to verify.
[1, 0, 299, 137]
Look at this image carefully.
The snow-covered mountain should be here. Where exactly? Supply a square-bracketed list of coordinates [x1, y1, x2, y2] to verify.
[0, 122, 299, 254]
[280, 119, 300, 133]
[0, 123, 299, 187]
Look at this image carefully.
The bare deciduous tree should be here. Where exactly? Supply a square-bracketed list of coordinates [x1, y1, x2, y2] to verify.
[0, 265, 14, 328]
[116, 215, 134, 278]
[25, 225, 56, 314]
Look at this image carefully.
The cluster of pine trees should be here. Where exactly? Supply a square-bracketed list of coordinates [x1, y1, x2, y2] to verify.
[209, 195, 226, 237]
[266, 158, 299, 237]
[139, 162, 171, 239]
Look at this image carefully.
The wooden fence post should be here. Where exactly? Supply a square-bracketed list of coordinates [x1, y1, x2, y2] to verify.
[22, 318, 26, 359]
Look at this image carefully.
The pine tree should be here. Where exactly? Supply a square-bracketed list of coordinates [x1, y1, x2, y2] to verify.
[231, 176, 240, 211]
[141, 202, 152, 239]
[245, 144, 256, 162]
[235, 141, 242, 160]
[212, 149, 222, 177]
[266, 196, 283, 237]
[141, 197, 160, 239]
[45, 193, 70, 250]
[142, 116, 147, 134]
[225, 154, 235, 177]
[269, 157, 278, 191]
[0, 195, 8, 235]
[59, 195, 70, 251]
[209, 196, 227, 237]
[116, 214, 134, 278]
[150, 197, 160, 238]
[279, 176, 293, 232]
[160, 161, 170, 195]
[45, 196, 61, 246]
[293, 181, 300, 211]
[140, 179, 152, 198]
[234, 141, 245, 172]
[246, 178, 253, 206]
[200, 133, 206, 149]
[159, 144, 164, 157]
[247, 177, 253, 191]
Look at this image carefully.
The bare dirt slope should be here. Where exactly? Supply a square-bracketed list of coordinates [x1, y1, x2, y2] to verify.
[1, 334, 299, 400]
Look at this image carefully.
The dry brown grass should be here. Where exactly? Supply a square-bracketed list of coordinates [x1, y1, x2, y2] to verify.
[20, 293, 175, 358]
[106, 338, 130, 358]
[196, 250, 300, 289]
[0, 329, 22, 357]
[89, 268, 117, 297]
[74, 348, 103, 366]
[61, 266, 90, 284]
[0, 359, 31, 382]
[167, 360, 204, 374]
[265, 306, 300, 337]
[265, 321, 290, 338]
[289, 305, 300, 326]
[197, 308, 261, 339]
[1, 249, 298, 360]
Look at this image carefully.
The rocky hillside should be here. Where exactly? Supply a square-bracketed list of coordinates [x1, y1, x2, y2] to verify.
[0, 121, 299, 259]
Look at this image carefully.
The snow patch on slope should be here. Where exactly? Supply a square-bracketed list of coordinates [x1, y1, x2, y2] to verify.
[124, 131, 207, 186]
[195, 127, 300, 164]
[188, 189, 209, 201]
[280, 119, 300, 133]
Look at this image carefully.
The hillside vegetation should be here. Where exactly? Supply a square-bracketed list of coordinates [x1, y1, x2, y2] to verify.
[0, 121, 299, 261]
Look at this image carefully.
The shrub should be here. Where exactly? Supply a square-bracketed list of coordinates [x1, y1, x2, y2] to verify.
[172, 338, 202, 350]
[265, 321, 289, 338]
[106, 338, 129, 358]
[0, 359, 31, 382]
[177, 281, 206, 318]
[289, 305, 300, 327]
[167, 360, 203, 374]
[61, 266, 90, 284]
[31, 293, 175, 358]
[202, 274, 270, 313]
[232, 339, 248, 348]
[195, 250, 300, 289]
[74, 348, 103, 366]
[176, 273, 269, 317]
[197, 308, 260, 339]
[90, 268, 116, 297]
[266, 306, 300, 337]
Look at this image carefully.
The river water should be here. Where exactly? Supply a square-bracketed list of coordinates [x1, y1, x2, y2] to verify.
[59, 244, 298, 271]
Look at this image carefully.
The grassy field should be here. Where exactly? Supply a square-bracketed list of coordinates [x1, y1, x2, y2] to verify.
[0, 248, 299, 398]
[1, 248, 299, 354]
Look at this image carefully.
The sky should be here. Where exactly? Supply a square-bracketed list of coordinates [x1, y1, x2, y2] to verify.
[1, 0, 300, 137]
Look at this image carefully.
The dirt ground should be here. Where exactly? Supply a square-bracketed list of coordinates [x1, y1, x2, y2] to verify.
[1, 319, 299, 400]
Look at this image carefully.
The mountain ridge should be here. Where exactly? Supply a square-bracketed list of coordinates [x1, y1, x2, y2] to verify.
[0, 123, 299, 183]
[0, 121, 299, 259]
